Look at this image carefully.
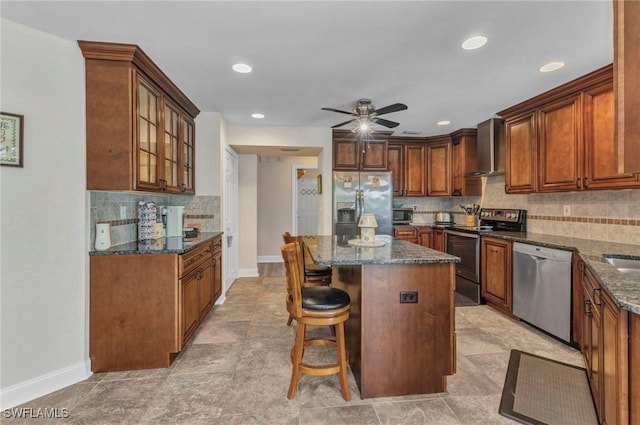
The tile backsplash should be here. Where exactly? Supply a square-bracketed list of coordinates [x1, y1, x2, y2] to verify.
[395, 175, 639, 245]
[89, 191, 220, 248]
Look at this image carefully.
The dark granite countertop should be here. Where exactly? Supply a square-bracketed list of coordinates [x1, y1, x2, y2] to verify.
[397, 224, 640, 313]
[303, 235, 460, 266]
[479, 231, 640, 314]
[89, 232, 223, 256]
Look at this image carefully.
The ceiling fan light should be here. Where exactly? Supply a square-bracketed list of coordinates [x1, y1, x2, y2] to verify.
[461, 36, 487, 50]
[359, 123, 369, 131]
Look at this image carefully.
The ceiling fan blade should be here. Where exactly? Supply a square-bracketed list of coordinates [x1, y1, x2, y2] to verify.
[331, 118, 357, 128]
[321, 107, 356, 116]
[372, 117, 400, 128]
[372, 103, 408, 116]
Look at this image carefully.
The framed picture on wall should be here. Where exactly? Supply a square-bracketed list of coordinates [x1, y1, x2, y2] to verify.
[0, 112, 24, 167]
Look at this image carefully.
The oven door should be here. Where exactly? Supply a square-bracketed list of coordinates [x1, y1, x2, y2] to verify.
[444, 230, 480, 283]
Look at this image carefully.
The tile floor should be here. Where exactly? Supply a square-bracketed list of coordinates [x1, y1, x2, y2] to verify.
[4, 263, 584, 424]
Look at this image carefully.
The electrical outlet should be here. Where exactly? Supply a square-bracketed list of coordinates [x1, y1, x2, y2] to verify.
[563, 205, 571, 217]
[400, 291, 418, 303]
[413, 205, 417, 211]
[120, 205, 127, 219]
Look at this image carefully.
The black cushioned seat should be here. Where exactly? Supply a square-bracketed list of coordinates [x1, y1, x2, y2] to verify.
[301, 286, 350, 311]
[304, 264, 332, 276]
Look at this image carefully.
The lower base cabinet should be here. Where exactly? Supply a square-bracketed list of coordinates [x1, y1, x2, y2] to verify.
[90, 234, 223, 372]
[480, 237, 512, 314]
[579, 260, 630, 424]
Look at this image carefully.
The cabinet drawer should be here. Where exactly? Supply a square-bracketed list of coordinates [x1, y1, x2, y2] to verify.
[180, 241, 213, 277]
[394, 227, 417, 238]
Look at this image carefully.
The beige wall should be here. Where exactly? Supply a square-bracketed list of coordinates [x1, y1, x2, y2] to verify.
[482, 175, 640, 244]
[402, 175, 640, 245]
[257, 156, 318, 261]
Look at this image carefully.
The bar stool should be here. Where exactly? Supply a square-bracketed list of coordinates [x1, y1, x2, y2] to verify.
[280, 242, 351, 401]
[282, 232, 332, 285]
[282, 232, 332, 326]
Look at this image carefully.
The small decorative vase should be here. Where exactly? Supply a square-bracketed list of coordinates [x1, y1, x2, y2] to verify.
[95, 223, 111, 251]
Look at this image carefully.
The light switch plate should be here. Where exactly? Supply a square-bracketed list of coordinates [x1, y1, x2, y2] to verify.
[120, 205, 127, 219]
[563, 205, 571, 216]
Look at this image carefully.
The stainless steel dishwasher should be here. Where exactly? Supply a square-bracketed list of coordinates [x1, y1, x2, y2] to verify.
[512, 242, 573, 342]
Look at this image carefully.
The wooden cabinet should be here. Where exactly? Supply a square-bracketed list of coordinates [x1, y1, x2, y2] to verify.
[480, 237, 512, 313]
[417, 228, 433, 248]
[388, 138, 426, 197]
[180, 239, 219, 345]
[584, 81, 640, 189]
[332, 129, 391, 170]
[500, 64, 638, 194]
[432, 229, 445, 252]
[614, 0, 640, 174]
[393, 226, 417, 244]
[538, 94, 583, 191]
[450, 129, 482, 196]
[89, 234, 222, 372]
[79, 41, 200, 194]
[504, 112, 538, 193]
[426, 136, 451, 196]
[579, 261, 630, 424]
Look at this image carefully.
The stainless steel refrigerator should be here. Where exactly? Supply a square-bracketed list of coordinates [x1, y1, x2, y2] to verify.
[333, 171, 393, 237]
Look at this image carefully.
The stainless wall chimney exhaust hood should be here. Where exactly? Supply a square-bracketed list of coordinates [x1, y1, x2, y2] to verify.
[466, 118, 505, 176]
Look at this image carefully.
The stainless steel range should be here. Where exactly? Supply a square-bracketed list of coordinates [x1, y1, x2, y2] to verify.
[445, 208, 526, 306]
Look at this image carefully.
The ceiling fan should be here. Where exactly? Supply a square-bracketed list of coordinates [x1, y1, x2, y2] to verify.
[322, 98, 408, 131]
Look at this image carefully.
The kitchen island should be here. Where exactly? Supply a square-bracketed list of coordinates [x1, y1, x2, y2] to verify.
[304, 235, 459, 398]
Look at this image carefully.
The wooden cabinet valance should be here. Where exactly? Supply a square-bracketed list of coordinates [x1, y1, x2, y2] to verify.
[79, 41, 200, 194]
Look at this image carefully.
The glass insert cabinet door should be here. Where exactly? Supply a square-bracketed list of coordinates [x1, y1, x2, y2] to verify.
[164, 103, 180, 190]
[138, 80, 160, 187]
[182, 118, 195, 193]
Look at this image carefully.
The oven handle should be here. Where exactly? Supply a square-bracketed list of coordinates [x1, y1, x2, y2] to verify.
[444, 230, 480, 239]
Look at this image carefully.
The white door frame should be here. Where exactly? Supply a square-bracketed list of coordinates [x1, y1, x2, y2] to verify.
[222, 146, 239, 299]
[291, 164, 318, 235]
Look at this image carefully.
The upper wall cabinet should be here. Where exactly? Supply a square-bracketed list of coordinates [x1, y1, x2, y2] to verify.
[450, 129, 481, 197]
[332, 129, 392, 171]
[426, 135, 451, 197]
[79, 41, 200, 194]
[388, 137, 427, 197]
[499, 64, 639, 194]
[614, 0, 640, 174]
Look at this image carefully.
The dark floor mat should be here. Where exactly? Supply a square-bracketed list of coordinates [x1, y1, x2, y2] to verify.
[499, 349, 598, 425]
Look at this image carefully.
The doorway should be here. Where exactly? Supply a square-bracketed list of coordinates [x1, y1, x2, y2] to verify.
[292, 166, 320, 236]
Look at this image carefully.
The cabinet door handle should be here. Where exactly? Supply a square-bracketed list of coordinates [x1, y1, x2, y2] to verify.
[181, 184, 187, 192]
[160, 179, 167, 191]
[575, 178, 580, 188]
[583, 177, 588, 188]
[584, 299, 592, 317]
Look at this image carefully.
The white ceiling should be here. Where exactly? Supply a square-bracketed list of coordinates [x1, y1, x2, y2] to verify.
[2, 1, 613, 142]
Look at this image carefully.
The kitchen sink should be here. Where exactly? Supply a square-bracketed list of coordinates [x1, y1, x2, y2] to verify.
[604, 256, 640, 275]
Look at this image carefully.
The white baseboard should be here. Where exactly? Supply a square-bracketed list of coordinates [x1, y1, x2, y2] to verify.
[257, 255, 283, 263]
[0, 359, 92, 410]
[237, 268, 259, 277]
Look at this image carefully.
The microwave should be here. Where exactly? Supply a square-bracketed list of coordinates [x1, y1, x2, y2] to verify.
[393, 208, 413, 224]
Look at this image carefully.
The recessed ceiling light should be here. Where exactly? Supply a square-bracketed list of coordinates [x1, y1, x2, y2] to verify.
[251, 113, 264, 119]
[538, 61, 565, 73]
[461, 36, 487, 50]
[232, 63, 252, 73]
[437, 120, 451, 126]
